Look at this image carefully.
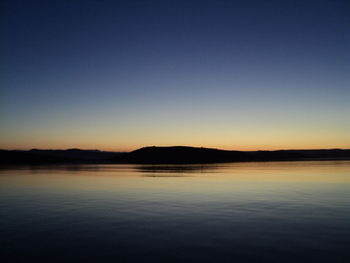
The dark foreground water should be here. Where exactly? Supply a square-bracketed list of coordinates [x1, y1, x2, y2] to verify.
[1, 161, 350, 263]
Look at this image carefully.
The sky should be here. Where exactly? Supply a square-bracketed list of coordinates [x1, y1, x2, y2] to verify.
[1, 0, 349, 151]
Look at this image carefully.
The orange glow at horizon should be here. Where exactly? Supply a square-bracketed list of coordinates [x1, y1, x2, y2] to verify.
[1, 141, 349, 153]
[1, 116, 349, 152]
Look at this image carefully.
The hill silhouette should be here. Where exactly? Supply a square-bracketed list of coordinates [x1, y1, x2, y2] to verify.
[1, 146, 350, 165]
[123, 146, 350, 164]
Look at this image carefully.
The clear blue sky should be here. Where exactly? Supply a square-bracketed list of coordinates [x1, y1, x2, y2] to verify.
[1, 0, 349, 151]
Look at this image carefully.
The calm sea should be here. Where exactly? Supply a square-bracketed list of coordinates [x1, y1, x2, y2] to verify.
[1, 161, 350, 263]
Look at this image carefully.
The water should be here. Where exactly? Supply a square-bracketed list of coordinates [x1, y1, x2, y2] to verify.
[1, 161, 350, 263]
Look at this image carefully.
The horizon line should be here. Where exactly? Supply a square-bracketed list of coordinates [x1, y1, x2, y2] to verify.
[1, 146, 350, 153]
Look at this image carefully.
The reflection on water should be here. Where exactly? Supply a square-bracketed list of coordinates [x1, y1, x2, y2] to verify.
[135, 164, 220, 176]
[0, 161, 350, 263]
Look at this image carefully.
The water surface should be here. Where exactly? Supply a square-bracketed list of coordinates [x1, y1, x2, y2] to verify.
[1, 161, 350, 262]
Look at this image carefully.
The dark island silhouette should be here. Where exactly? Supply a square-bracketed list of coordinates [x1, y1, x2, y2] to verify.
[1, 146, 350, 165]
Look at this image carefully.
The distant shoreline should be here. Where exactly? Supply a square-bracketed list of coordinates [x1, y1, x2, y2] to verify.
[1, 146, 350, 165]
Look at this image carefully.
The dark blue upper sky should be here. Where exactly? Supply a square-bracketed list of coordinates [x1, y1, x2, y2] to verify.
[1, 0, 349, 150]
